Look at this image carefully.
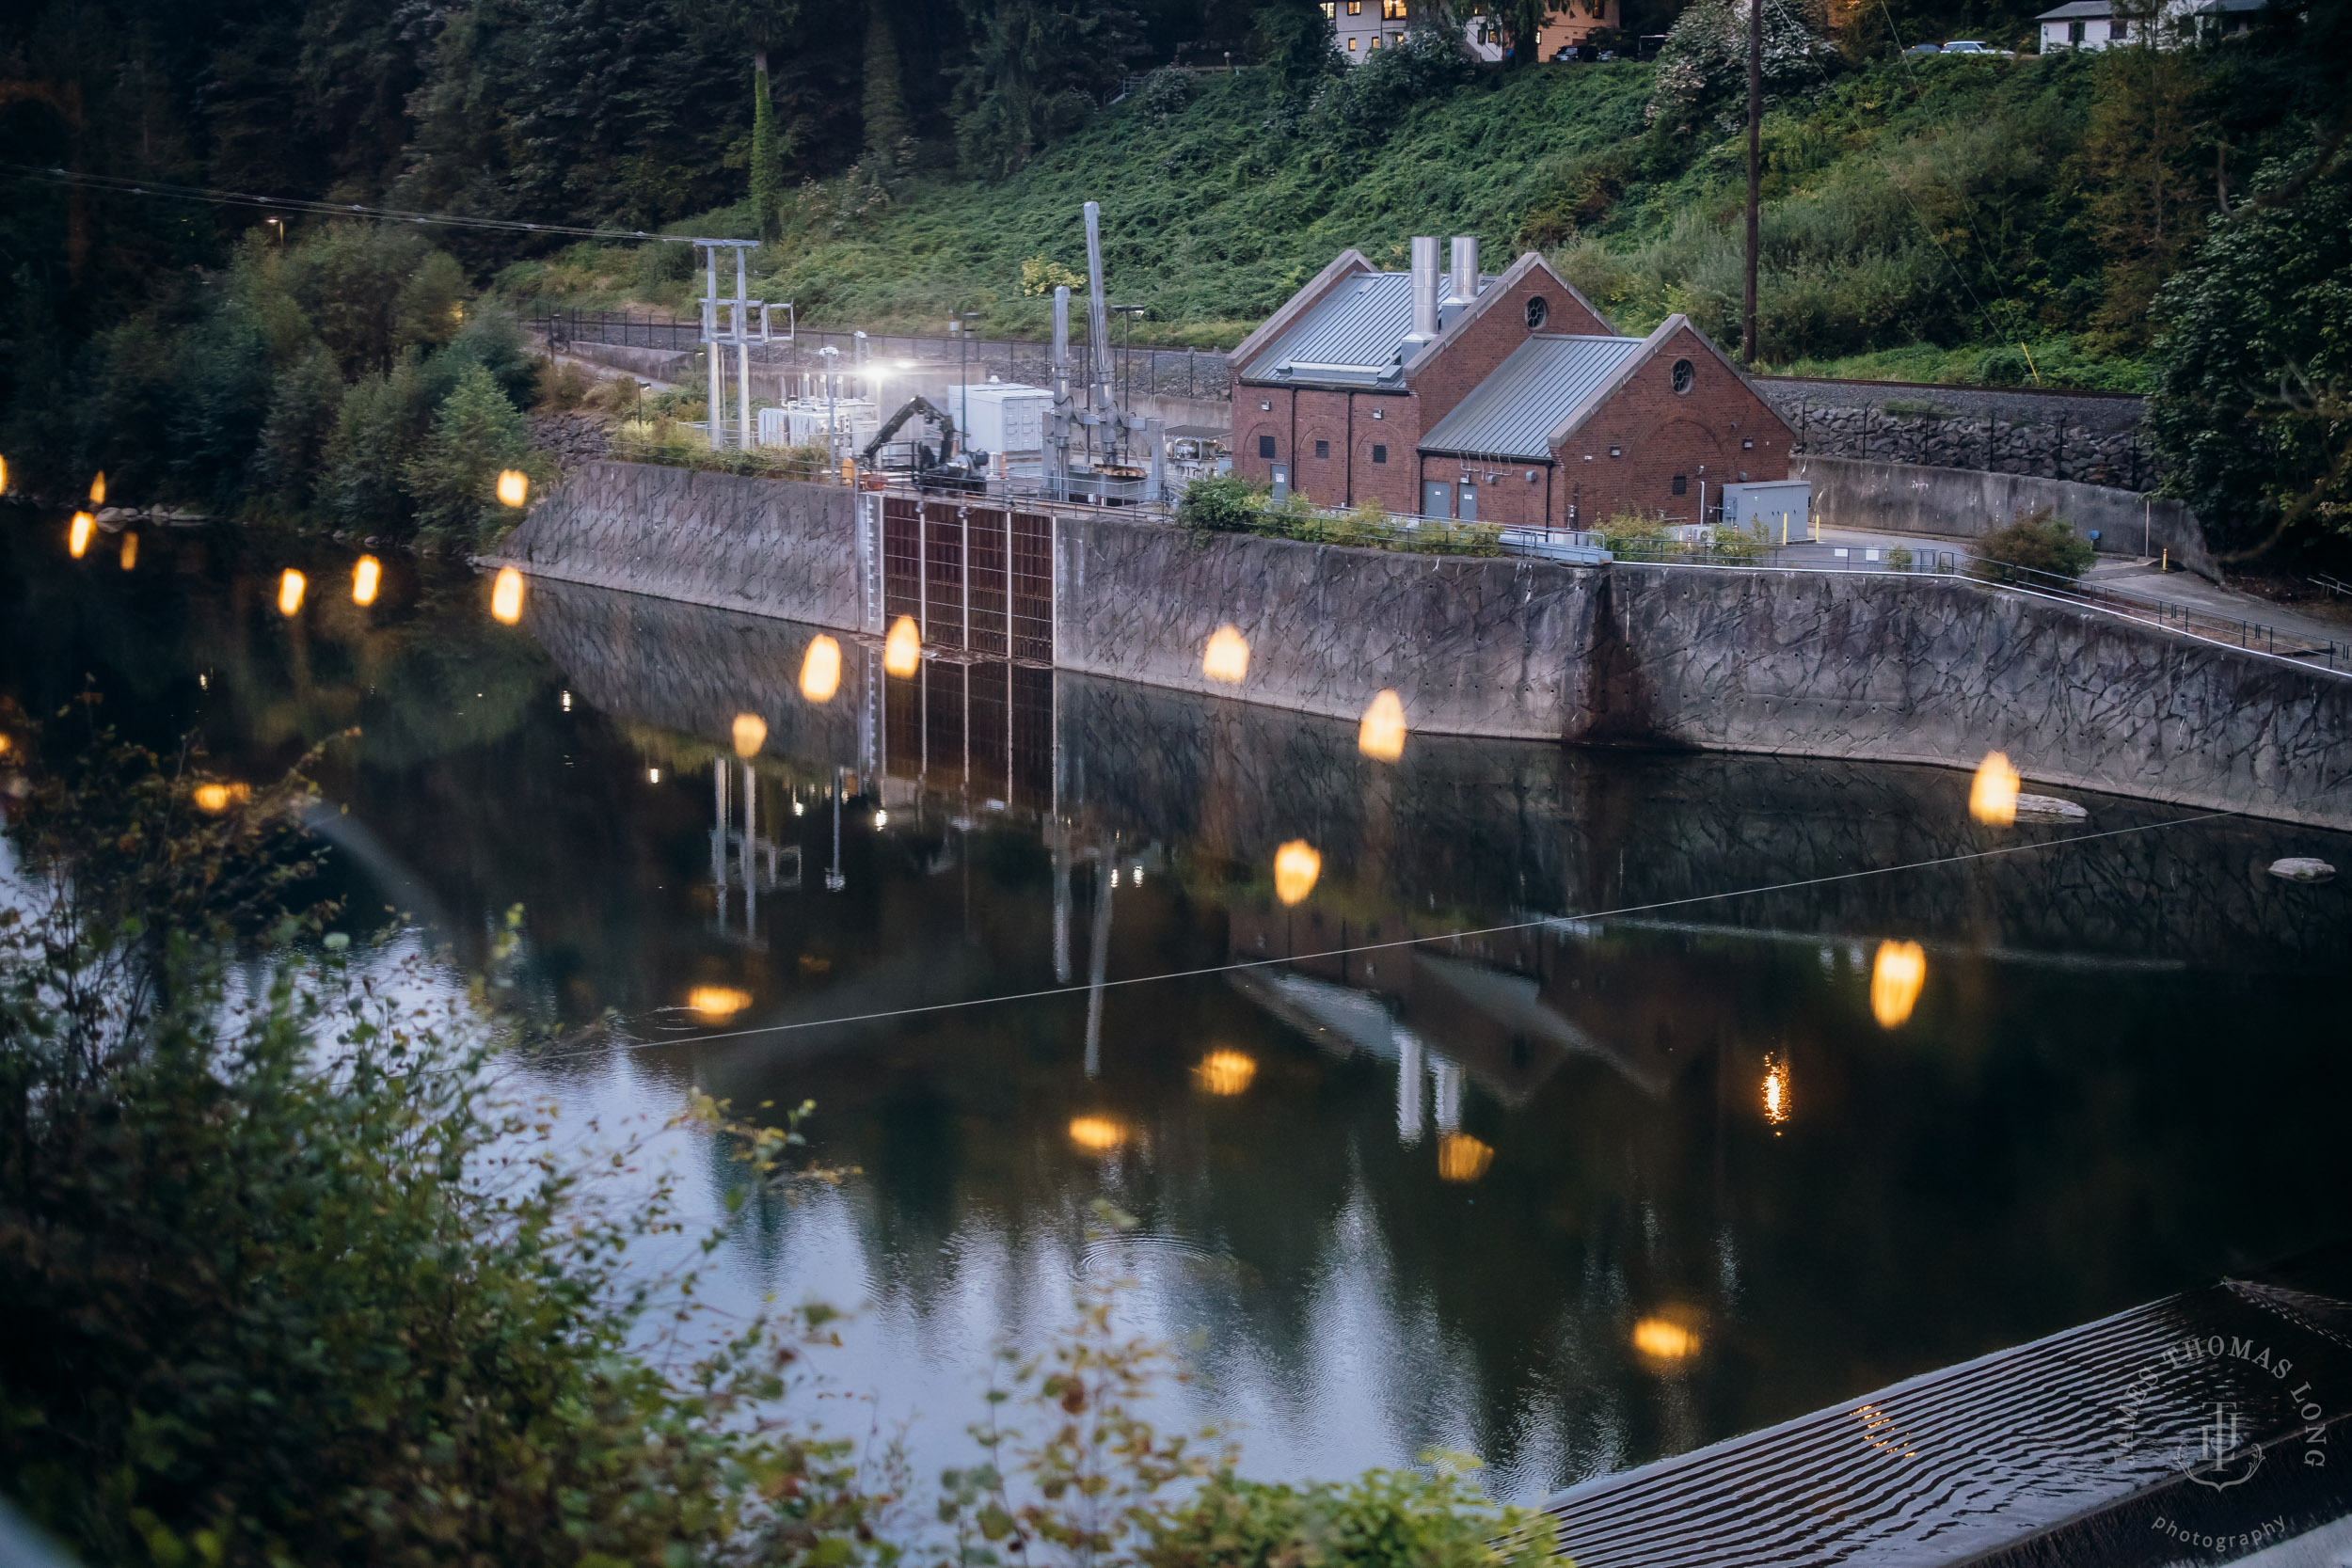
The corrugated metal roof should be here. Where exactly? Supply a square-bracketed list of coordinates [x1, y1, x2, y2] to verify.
[1239, 270, 1472, 387]
[1418, 335, 1644, 460]
[2034, 1, 2110, 17]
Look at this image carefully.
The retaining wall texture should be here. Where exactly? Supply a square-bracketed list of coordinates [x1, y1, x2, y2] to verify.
[495, 460, 863, 627]
[1055, 512, 2350, 827]
[1793, 455, 2220, 578]
[1759, 379, 2155, 489]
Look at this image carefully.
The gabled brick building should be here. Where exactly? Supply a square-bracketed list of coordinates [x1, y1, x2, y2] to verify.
[1227, 237, 1793, 530]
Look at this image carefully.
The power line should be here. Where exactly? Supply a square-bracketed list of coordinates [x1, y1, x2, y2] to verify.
[0, 163, 695, 244]
[520, 807, 2237, 1067]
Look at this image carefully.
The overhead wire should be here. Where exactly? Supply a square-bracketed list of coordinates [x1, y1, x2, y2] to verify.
[0, 162, 700, 243]
[519, 806, 2239, 1069]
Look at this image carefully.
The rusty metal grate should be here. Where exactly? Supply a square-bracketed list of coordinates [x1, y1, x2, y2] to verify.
[923, 501, 965, 649]
[1009, 512, 1053, 665]
[882, 496, 921, 626]
[966, 507, 1010, 657]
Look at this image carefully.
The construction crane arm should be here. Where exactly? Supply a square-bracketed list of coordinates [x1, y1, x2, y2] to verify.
[860, 395, 955, 465]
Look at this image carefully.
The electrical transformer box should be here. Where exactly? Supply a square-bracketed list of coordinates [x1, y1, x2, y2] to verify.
[1717, 480, 1811, 537]
[951, 383, 1052, 455]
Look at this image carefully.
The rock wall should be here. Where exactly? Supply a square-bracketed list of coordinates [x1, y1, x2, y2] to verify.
[1793, 455, 2219, 579]
[495, 460, 864, 627]
[1757, 378, 2154, 489]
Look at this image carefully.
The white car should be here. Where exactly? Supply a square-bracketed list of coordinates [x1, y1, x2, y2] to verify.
[1940, 39, 2001, 52]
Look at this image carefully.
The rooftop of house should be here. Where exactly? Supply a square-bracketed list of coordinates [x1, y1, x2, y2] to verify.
[1238, 268, 1491, 388]
[1418, 335, 1648, 460]
[2034, 1, 2116, 19]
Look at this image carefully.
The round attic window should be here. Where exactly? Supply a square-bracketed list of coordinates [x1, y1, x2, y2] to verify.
[1672, 357, 1695, 394]
[1525, 295, 1549, 329]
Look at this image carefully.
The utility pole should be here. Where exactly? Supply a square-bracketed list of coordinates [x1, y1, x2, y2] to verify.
[1743, 0, 1762, 366]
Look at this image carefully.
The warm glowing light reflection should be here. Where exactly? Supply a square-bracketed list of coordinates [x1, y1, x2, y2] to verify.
[732, 712, 768, 758]
[352, 555, 382, 606]
[490, 566, 526, 624]
[1201, 624, 1250, 684]
[884, 615, 922, 677]
[0, 456, 8, 493]
[69, 512, 94, 558]
[192, 782, 250, 814]
[1762, 1053, 1790, 1127]
[118, 532, 137, 571]
[1437, 1132, 1494, 1182]
[1068, 1116, 1128, 1153]
[1272, 840, 1321, 906]
[278, 569, 307, 616]
[799, 635, 842, 703]
[0, 734, 11, 756]
[1358, 689, 1406, 762]
[1969, 751, 2020, 825]
[496, 468, 530, 507]
[1194, 1049, 1258, 1096]
[689, 986, 752, 1019]
[1632, 1318, 1700, 1362]
[88, 471, 106, 505]
[1870, 940, 1927, 1028]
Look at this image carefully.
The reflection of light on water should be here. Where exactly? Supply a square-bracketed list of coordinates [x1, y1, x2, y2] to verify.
[0, 456, 8, 493]
[731, 712, 768, 758]
[1970, 751, 2020, 825]
[1870, 940, 1927, 1028]
[118, 532, 137, 571]
[1437, 1132, 1493, 1182]
[69, 513, 94, 559]
[496, 468, 530, 507]
[884, 615, 922, 677]
[278, 569, 307, 616]
[1195, 1049, 1257, 1096]
[1273, 840, 1321, 905]
[490, 566, 526, 624]
[799, 635, 842, 703]
[1358, 689, 1406, 762]
[88, 471, 106, 504]
[352, 555, 381, 606]
[1856, 1402, 1919, 1460]
[1201, 625, 1250, 684]
[1762, 1053, 1790, 1128]
[1068, 1116, 1127, 1153]
[688, 986, 751, 1019]
[1633, 1317, 1700, 1362]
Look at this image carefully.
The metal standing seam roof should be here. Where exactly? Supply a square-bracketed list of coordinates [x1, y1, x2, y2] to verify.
[1239, 270, 1475, 387]
[1418, 335, 1645, 461]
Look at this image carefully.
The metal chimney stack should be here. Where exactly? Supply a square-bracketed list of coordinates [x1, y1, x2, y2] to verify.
[1446, 236, 1480, 310]
[1407, 236, 1441, 342]
[1048, 285, 1073, 492]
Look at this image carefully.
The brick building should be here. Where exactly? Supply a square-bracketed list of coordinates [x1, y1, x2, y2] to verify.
[1227, 237, 1792, 529]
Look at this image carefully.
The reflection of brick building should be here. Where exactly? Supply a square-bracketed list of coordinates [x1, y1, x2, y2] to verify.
[1227, 238, 1792, 529]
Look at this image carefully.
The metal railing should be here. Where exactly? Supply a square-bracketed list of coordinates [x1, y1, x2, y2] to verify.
[542, 312, 1234, 403]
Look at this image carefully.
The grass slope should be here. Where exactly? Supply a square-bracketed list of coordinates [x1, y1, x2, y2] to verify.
[506, 54, 2146, 388]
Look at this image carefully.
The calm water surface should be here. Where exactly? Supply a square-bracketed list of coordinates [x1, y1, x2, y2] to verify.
[7, 520, 2350, 1502]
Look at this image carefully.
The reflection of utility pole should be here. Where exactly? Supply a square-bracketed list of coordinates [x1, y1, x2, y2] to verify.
[825, 766, 846, 892]
[1052, 842, 1073, 984]
[1433, 1056, 1464, 1135]
[710, 758, 798, 941]
[1084, 847, 1114, 1080]
[1395, 1026, 1425, 1146]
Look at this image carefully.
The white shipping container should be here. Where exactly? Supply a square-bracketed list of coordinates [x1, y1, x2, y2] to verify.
[949, 383, 1051, 455]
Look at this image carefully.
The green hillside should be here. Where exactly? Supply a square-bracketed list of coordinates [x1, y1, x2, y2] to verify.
[507, 48, 2196, 389]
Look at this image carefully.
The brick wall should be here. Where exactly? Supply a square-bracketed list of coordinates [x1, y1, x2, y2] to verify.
[1547, 325, 1792, 528]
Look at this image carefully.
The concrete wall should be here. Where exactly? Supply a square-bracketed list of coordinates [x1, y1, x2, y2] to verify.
[495, 460, 864, 627]
[1760, 378, 2155, 489]
[1054, 508, 2350, 827]
[1795, 454, 2219, 578]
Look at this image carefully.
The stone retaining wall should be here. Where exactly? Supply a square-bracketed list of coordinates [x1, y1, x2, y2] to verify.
[495, 460, 863, 626]
[1793, 455, 2220, 579]
[1757, 379, 2154, 489]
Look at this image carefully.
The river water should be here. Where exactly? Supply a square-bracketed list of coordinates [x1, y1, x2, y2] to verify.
[7, 522, 2350, 1506]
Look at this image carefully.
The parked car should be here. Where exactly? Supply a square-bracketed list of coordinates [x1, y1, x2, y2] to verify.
[1940, 39, 2001, 52]
[1903, 40, 1943, 54]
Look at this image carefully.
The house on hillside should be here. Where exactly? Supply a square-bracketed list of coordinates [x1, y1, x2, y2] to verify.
[1324, 0, 1412, 58]
[1463, 3, 1628, 61]
[2034, 0, 2265, 50]
[1227, 238, 1792, 529]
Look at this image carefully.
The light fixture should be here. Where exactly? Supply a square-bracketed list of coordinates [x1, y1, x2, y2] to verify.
[1358, 689, 1406, 762]
[1201, 625, 1250, 684]
[648, 767, 660, 783]
[490, 566, 526, 624]
[1870, 941, 1926, 1028]
[799, 634, 843, 702]
[352, 555, 381, 606]
[1273, 840, 1321, 905]
[560, 690, 571, 711]
[873, 809, 889, 829]
[732, 712, 768, 757]
[1969, 752, 2020, 825]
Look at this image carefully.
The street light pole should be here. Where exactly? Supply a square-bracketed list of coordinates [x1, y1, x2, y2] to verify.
[1742, 0, 1762, 366]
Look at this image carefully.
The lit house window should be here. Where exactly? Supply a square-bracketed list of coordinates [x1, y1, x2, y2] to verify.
[1347, 0, 1362, 11]
[1382, 0, 1406, 16]
[1369, 34, 1381, 46]
[2069, 20, 2086, 41]
[1321, 1, 1335, 15]
[1348, 35, 1359, 47]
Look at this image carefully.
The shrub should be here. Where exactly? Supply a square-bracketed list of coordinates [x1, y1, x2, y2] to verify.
[1886, 544, 1915, 569]
[1975, 505, 2096, 583]
[403, 362, 543, 549]
[1177, 472, 1262, 531]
